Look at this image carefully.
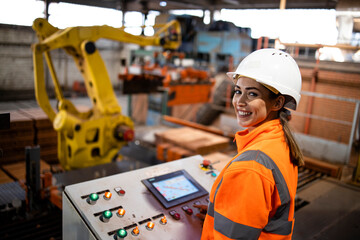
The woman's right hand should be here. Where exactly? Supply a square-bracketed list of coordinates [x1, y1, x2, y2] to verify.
[193, 204, 208, 220]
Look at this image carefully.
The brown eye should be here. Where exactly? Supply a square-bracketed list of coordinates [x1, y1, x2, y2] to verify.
[249, 92, 258, 97]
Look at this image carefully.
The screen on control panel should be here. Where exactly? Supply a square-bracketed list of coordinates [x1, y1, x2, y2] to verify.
[153, 175, 198, 201]
[142, 170, 208, 209]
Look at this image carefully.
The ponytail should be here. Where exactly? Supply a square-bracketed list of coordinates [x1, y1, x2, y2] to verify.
[279, 109, 305, 167]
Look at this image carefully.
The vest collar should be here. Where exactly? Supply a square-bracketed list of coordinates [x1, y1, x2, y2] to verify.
[234, 119, 282, 152]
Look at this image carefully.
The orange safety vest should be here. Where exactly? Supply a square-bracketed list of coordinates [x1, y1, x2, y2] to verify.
[201, 119, 298, 240]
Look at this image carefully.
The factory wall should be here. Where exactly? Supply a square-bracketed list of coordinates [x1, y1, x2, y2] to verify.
[291, 65, 360, 145]
[0, 24, 35, 91]
[0, 24, 127, 98]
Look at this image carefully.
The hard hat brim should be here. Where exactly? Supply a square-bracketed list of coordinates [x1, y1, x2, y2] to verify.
[227, 72, 299, 110]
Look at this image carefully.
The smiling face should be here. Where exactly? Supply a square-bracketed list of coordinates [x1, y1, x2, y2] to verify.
[232, 77, 284, 131]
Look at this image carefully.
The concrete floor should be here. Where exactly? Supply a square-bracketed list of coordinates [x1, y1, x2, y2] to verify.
[294, 178, 360, 240]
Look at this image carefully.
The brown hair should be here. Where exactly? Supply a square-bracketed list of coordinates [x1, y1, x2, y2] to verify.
[268, 90, 304, 167]
[279, 109, 304, 166]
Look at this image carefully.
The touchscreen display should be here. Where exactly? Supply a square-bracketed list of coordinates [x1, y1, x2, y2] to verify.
[142, 170, 208, 209]
[152, 175, 199, 201]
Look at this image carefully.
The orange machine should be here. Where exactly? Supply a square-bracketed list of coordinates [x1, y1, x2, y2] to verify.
[119, 54, 215, 106]
[163, 67, 215, 106]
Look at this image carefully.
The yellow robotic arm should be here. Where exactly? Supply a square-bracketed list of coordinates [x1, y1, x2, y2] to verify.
[32, 18, 181, 170]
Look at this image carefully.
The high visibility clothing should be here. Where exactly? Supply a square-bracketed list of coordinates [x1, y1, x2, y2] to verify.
[201, 119, 298, 240]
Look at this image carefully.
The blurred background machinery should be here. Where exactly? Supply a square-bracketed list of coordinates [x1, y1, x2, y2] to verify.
[1, 0, 360, 240]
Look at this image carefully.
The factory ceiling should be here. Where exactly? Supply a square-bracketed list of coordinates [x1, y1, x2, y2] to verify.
[42, 0, 360, 12]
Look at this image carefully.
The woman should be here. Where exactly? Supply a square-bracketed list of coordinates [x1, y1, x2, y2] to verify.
[195, 48, 304, 240]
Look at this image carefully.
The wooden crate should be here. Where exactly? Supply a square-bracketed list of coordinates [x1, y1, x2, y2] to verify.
[304, 156, 342, 178]
[0, 139, 34, 151]
[0, 110, 35, 164]
[2, 160, 51, 181]
[156, 142, 173, 161]
[19, 108, 52, 129]
[19, 108, 59, 164]
[39, 147, 58, 164]
[0, 169, 13, 184]
[155, 127, 229, 155]
[166, 146, 192, 162]
[0, 110, 33, 130]
[37, 136, 57, 146]
[0, 130, 34, 144]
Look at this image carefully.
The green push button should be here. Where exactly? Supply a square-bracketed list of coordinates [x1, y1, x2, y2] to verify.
[103, 210, 113, 219]
[117, 229, 128, 238]
[89, 193, 99, 201]
[87, 193, 99, 205]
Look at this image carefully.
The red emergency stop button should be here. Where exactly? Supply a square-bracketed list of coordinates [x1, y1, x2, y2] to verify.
[169, 210, 181, 220]
[202, 159, 211, 168]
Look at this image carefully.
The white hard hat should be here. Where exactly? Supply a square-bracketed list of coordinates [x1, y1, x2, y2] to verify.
[227, 48, 302, 110]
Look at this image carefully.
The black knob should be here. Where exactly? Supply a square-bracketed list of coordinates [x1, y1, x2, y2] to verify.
[85, 41, 96, 54]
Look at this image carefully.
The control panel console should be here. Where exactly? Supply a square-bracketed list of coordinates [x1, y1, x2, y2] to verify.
[63, 155, 219, 240]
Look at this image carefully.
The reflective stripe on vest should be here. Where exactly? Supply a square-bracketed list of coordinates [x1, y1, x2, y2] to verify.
[208, 150, 292, 239]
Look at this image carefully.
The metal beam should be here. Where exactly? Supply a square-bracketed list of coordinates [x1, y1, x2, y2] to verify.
[40, 0, 339, 11]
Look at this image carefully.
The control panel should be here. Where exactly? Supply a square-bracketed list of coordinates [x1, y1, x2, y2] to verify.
[63, 155, 219, 240]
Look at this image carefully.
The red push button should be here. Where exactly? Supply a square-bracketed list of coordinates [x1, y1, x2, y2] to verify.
[202, 159, 211, 168]
[169, 210, 181, 220]
[114, 187, 126, 195]
[186, 208, 193, 215]
[173, 213, 181, 220]
[181, 205, 193, 215]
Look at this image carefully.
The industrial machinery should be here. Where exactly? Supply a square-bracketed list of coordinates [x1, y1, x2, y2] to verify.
[119, 49, 215, 106]
[31, 18, 181, 170]
[63, 155, 218, 239]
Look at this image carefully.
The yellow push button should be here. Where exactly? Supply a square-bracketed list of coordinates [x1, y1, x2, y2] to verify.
[104, 191, 112, 200]
[146, 221, 155, 231]
[117, 208, 126, 217]
[131, 226, 140, 236]
[160, 216, 167, 225]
